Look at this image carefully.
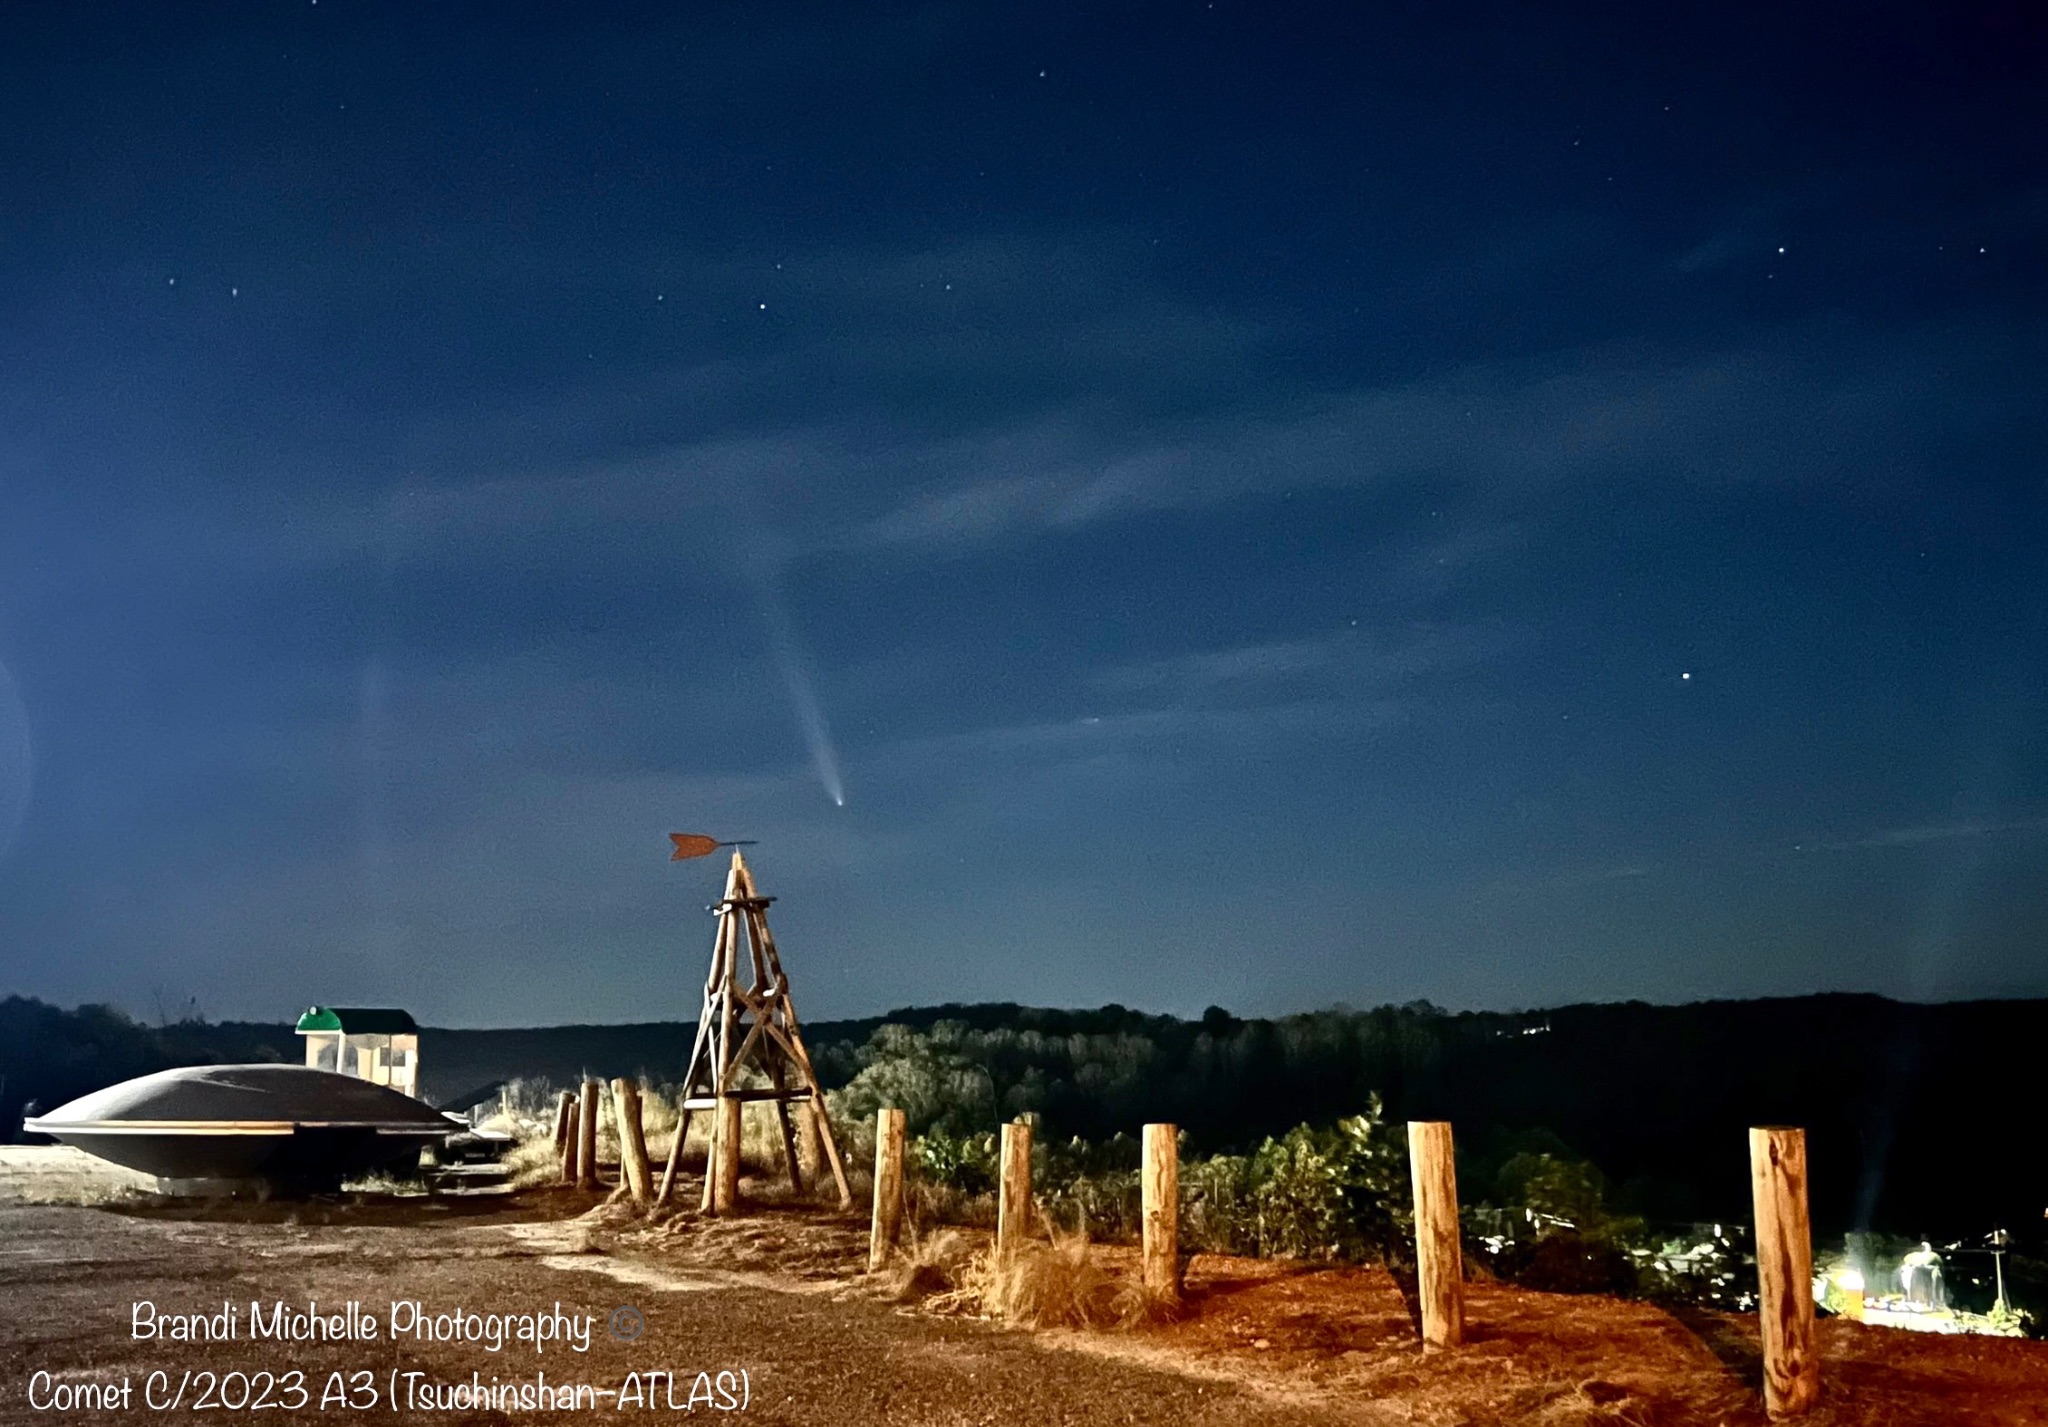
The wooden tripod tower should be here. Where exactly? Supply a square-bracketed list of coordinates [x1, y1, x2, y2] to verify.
[656, 849, 853, 1211]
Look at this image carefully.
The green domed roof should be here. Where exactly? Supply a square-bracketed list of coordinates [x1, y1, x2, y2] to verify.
[294, 1006, 417, 1035]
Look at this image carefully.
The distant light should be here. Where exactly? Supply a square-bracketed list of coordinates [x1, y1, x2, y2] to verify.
[1835, 1269, 1865, 1293]
[1681, 672, 1692, 680]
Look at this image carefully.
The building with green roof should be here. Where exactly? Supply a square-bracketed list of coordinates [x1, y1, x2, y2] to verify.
[295, 1006, 420, 1098]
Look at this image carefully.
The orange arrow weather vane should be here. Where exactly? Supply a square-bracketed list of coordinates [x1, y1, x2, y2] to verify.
[668, 833, 758, 861]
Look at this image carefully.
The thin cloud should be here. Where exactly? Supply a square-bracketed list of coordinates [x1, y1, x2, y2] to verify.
[1093, 638, 1338, 695]
[865, 698, 1402, 772]
[1093, 623, 1512, 699]
[1810, 817, 2048, 852]
[837, 320, 2041, 557]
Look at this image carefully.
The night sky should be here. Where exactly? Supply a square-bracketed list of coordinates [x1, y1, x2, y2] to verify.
[1, 3, 2044, 1027]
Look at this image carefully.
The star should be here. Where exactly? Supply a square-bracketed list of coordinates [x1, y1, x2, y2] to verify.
[1681, 672, 1692, 681]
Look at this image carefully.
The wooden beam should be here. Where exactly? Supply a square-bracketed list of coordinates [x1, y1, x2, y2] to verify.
[765, 1011, 851, 1206]
[678, 1088, 814, 1109]
[1407, 1121, 1464, 1349]
[557, 1091, 581, 1185]
[998, 1120, 1032, 1257]
[551, 1089, 574, 1152]
[807, 1096, 854, 1209]
[773, 1101, 806, 1194]
[869, 1107, 906, 1272]
[577, 1079, 602, 1191]
[655, 1109, 693, 1207]
[768, 1060, 806, 1194]
[612, 1077, 653, 1206]
[1750, 1127, 1819, 1419]
[798, 1096, 823, 1180]
[1141, 1122, 1179, 1302]
[711, 1094, 743, 1216]
[698, 1124, 717, 1214]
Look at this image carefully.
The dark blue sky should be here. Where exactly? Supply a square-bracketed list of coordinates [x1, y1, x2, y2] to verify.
[1, 3, 2043, 1027]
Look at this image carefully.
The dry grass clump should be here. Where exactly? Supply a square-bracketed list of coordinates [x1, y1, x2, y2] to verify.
[909, 1179, 994, 1229]
[500, 1133, 567, 1189]
[884, 1227, 978, 1303]
[919, 1231, 1181, 1329]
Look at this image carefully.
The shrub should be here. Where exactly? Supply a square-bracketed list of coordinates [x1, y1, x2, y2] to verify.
[1038, 1131, 1142, 1241]
[1493, 1230, 1641, 1295]
[911, 1127, 1000, 1196]
[1185, 1098, 1412, 1263]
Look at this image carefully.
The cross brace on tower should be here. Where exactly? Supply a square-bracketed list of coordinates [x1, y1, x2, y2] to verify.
[656, 848, 852, 1212]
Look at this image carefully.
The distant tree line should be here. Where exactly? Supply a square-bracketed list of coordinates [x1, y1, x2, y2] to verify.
[6, 991, 2043, 1245]
[0, 996, 296, 1138]
[808, 996, 2044, 1243]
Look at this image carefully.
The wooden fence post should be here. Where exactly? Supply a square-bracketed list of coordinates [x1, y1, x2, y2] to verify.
[711, 1094, 744, 1215]
[611, 1077, 653, 1205]
[997, 1120, 1032, 1256]
[577, 1079, 601, 1190]
[870, 1107, 907, 1271]
[1407, 1121, 1464, 1349]
[555, 1091, 579, 1184]
[1142, 1122, 1180, 1301]
[1750, 1127, 1819, 1419]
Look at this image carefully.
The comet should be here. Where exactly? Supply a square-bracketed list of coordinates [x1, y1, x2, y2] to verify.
[747, 548, 847, 808]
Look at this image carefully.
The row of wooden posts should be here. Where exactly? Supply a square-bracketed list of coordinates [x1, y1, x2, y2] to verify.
[554, 1081, 629, 1195]
[554, 1075, 828, 1214]
[550, 1085, 1820, 1422]
[867, 1114, 1823, 1422]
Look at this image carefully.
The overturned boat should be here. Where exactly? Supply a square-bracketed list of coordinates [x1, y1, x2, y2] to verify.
[23, 1063, 457, 1195]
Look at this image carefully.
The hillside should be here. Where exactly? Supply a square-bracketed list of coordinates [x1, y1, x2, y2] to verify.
[5, 992, 2042, 1242]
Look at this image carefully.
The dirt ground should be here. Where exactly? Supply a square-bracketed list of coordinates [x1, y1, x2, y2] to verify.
[2, 1151, 2044, 1426]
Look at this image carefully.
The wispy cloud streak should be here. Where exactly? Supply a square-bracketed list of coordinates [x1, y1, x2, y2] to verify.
[1811, 817, 2048, 852]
